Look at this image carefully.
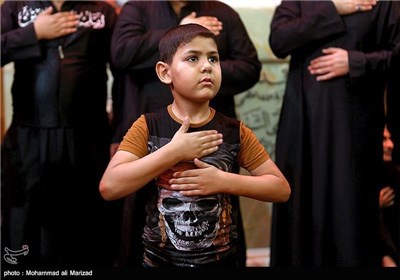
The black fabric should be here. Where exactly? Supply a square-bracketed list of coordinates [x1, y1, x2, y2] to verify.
[1, 0, 114, 127]
[387, 43, 400, 169]
[380, 162, 400, 264]
[385, 43, 400, 264]
[269, 1, 400, 267]
[1, 0, 122, 267]
[1, 124, 122, 267]
[144, 108, 241, 266]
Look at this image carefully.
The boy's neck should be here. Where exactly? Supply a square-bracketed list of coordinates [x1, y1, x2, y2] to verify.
[170, 103, 211, 124]
[52, 0, 65, 11]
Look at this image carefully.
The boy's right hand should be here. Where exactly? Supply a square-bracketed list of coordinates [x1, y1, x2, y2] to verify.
[171, 117, 223, 161]
[34, 7, 80, 40]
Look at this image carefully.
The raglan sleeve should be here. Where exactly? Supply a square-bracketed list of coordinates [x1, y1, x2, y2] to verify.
[238, 121, 270, 171]
[118, 114, 149, 158]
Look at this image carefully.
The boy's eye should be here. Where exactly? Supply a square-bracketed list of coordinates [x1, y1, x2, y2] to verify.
[209, 56, 219, 63]
[187, 56, 198, 62]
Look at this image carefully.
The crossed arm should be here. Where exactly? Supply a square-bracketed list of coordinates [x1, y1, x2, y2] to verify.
[100, 118, 290, 203]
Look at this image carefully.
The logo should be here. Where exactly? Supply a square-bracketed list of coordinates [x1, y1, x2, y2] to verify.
[3, 245, 29, 265]
[18, 5, 106, 29]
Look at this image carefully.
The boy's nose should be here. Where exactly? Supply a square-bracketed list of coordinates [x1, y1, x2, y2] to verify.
[201, 61, 212, 73]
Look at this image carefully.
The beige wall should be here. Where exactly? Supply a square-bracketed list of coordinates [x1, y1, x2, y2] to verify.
[233, 6, 288, 249]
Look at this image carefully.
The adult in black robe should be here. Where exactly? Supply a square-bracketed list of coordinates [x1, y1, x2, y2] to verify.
[110, 1, 261, 267]
[1, 0, 121, 267]
[386, 43, 400, 265]
[269, 0, 400, 266]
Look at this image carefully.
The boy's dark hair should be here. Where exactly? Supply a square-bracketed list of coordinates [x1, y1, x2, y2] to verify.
[159, 23, 218, 64]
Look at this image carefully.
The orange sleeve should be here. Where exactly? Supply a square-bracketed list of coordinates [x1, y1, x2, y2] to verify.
[117, 115, 149, 158]
[238, 121, 270, 171]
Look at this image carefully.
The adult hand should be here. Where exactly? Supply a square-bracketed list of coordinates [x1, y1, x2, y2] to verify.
[180, 12, 223, 36]
[170, 117, 223, 161]
[308, 47, 349, 81]
[332, 0, 377, 15]
[380, 186, 395, 208]
[34, 7, 80, 40]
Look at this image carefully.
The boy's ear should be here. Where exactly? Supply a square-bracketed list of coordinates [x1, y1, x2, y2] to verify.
[156, 61, 172, 84]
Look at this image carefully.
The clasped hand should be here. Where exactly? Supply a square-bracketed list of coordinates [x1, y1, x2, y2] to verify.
[170, 117, 223, 162]
[165, 117, 223, 196]
[167, 158, 222, 197]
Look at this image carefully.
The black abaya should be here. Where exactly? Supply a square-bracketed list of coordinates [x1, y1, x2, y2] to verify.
[269, 1, 400, 266]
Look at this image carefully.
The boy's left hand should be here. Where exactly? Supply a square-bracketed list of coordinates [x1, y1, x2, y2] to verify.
[167, 158, 222, 196]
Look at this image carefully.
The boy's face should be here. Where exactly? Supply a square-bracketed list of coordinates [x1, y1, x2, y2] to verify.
[167, 36, 221, 103]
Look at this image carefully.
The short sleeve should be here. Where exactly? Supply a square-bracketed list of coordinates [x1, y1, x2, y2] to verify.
[118, 115, 149, 158]
[238, 122, 270, 171]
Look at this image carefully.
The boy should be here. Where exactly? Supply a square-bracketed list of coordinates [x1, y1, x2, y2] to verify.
[99, 23, 290, 267]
